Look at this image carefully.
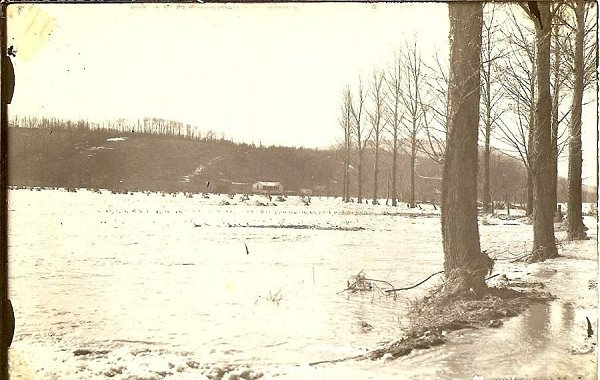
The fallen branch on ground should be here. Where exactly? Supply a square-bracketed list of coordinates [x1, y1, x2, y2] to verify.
[370, 282, 389, 297]
[308, 354, 364, 366]
[342, 270, 503, 297]
[364, 278, 396, 291]
[339, 270, 446, 296]
[385, 271, 445, 294]
[510, 252, 533, 262]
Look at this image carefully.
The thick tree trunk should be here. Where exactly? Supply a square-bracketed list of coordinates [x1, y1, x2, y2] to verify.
[526, 43, 536, 218]
[567, 0, 587, 240]
[550, 18, 560, 215]
[530, 2, 558, 261]
[442, 3, 490, 293]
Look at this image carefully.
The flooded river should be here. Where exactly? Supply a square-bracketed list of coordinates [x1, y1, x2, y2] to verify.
[7, 189, 597, 379]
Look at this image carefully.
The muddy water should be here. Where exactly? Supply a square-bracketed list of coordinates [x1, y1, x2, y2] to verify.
[7, 189, 597, 379]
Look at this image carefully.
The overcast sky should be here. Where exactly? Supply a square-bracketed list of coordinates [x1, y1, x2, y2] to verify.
[7, 3, 598, 185]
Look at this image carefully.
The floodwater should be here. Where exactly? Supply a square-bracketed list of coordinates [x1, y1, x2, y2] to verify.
[7, 189, 598, 379]
[396, 245, 599, 379]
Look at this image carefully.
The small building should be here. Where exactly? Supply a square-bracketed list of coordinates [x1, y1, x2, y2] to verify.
[252, 181, 283, 194]
[299, 188, 313, 196]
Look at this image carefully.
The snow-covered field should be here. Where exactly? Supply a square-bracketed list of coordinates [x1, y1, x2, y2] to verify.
[6, 189, 598, 379]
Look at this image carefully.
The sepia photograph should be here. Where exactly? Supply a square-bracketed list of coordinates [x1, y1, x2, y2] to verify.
[2, 1, 598, 379]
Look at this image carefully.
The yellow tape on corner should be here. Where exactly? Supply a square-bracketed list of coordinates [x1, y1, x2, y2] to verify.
[7, 4, 55, 62]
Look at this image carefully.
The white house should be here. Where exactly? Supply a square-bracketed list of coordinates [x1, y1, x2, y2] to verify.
[252, 181, 283, 194]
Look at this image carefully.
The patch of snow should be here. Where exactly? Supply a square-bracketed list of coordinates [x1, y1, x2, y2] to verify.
[89, 146, 113, 151]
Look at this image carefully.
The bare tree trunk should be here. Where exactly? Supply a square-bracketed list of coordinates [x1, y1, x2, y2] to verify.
[373, 148, 379, 204]
[526, 50, 536, 218]
[442, 3, 490, 292]
[385, 58, 403, 207]
[567, 0, 587, 240]
[550, 100, 558, 213]
[526, 168, 534, 216]
[410, 139, 416, 208]
[386, 171, 390, 205]
[525, 95, 535, 217]
[345, 108, 352, 203]
[483, 126, 491, 213]
[530, 2, 558, 261]
[482, 41, 492, 213]
[351, 81, 366, 204]
[340, 88, 353, 203]
[357, 157, 363, 204]
[345, 137, 351, 202]
[369, 70, 384, 205]
[342, 159, 348, 201]
[550, 17, 560, 216]
[391, 136, 398, 206]
[400, 41, 426, 209]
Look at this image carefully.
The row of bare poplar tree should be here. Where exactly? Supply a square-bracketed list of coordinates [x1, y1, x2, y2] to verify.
[339, 2, 596, 289]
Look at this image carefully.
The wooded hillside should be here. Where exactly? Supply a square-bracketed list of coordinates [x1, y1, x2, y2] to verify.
[7, 123, 596, 203]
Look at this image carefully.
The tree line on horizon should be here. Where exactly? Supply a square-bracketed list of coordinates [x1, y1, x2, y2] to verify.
[9, 115, 230, 143]
[8, 114, 326, 153]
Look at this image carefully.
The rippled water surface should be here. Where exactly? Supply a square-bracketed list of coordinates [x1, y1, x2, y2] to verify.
[7, 189, 597, 379]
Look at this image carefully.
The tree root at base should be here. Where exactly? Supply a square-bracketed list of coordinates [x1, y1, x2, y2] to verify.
[314, 284, 555, 366]
[368, 285, 554, 360]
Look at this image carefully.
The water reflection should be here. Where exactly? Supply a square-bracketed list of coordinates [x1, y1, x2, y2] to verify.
[520, 302, 551, 356]
[398, 300, 595, 379]
[561, 301, 575, 333]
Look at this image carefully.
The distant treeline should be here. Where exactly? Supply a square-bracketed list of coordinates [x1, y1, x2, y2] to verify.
[7, 118, 597, 204]
[10, 115, 227, 143]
